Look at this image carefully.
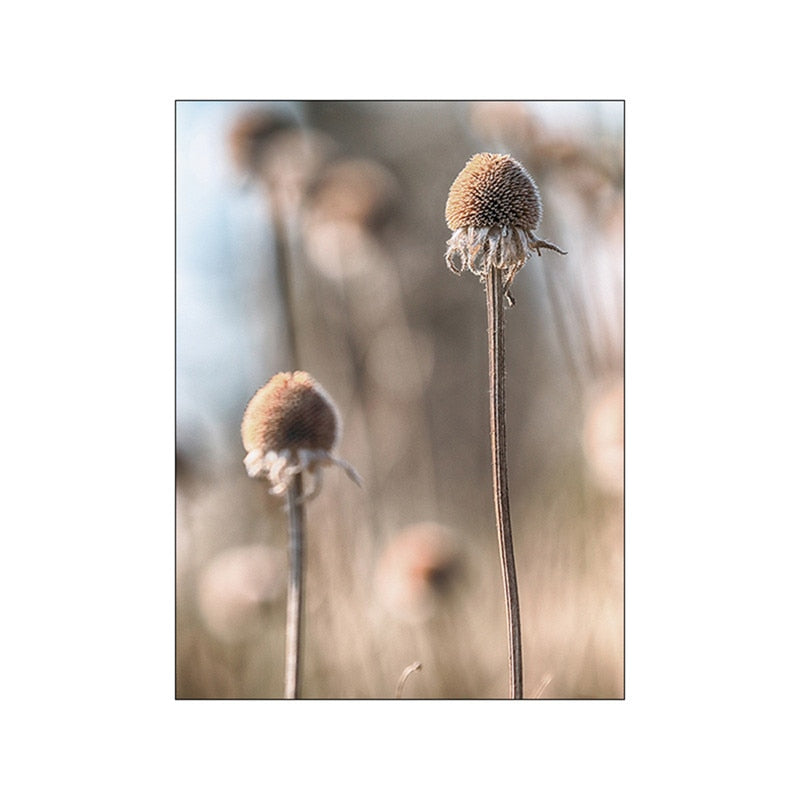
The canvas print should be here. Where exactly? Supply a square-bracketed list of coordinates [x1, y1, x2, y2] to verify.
[176, 100, 624, 699]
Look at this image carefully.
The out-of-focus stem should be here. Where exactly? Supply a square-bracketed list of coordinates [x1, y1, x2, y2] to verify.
[284, 473, 305, 699]
[269, 202, 299, 369]
[486, 266, 524, 699]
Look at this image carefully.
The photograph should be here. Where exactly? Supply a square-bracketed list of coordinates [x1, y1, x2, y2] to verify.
[175, 100, 624, 699]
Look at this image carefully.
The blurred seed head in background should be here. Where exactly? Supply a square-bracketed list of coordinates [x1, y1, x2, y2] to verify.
[197, 544, 286, 644]
[374, 522, 461, 624]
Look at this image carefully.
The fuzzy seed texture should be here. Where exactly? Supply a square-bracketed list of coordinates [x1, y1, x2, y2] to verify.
[445, 153, 565, 297]
[241, 371, 360, 497]
[241, 371, 338, 456]
[445, 153, 542, 231]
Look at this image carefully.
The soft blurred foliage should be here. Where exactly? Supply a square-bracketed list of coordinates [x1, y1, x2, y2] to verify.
[176, 100, 624, 699]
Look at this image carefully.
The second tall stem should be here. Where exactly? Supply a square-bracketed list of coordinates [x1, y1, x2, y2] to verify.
[486, 267, 524, 699]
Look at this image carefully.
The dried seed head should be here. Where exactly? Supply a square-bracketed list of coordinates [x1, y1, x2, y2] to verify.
[228, 108, 295, 178]
[444, 153, 566, 302]
[241, 371, 360, 497]
[445, 153, 542, 232]
[374, 523, 461, 623]
[242, 371, 338, 455]
[306, 158, 398, 230]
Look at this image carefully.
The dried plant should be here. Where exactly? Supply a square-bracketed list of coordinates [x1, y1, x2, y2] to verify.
[395, 661, 422, 699]
[445, 153, 566, 698]
[241, 371, 360, 697]
[446, 153, 566, 306]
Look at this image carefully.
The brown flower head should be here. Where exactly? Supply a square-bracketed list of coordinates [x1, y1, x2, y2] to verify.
[445, 153, 566, 301]
[306, 158, 398, 231]
[228, 107, 296, 178]
[446, 152, 542, 231]
[374, 523, 461, 623]
[241, 371, 361, 497]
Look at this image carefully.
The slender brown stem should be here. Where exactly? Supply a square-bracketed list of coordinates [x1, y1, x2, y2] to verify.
[284, 473, 305, 699]
[486, 266, 524, 699]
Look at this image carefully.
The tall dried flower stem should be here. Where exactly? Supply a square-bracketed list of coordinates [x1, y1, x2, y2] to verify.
[284, 472, 305, 699]
[446, 152, 565, 699]
[242, 371, 360, 699]
[486, 266, 524, 699]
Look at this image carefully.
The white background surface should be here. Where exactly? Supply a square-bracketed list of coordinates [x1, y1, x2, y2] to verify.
[2, 2, 797, 797]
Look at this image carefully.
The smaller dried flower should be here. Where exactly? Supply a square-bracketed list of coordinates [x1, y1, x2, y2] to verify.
[241, 371, 361, 498]
[445, 153, 566, 303]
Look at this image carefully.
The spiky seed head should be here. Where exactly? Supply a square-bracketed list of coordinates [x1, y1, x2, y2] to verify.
[241, 371, 339, 457]
[444, 153, 566, 299]
[445, 153, 542, 232]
